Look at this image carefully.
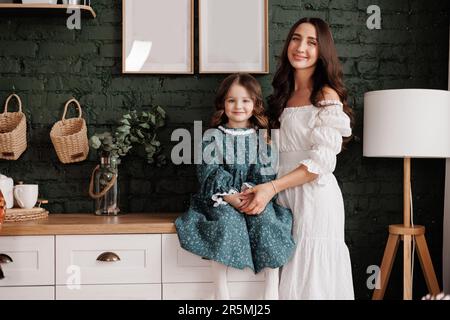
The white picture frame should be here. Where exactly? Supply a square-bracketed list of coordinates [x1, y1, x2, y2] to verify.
[122, 0, 194, 74]
[199, 0, 268, 74]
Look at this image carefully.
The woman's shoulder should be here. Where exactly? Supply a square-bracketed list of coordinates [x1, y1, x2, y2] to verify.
[318, 86, 341, 104]
[321, 86, 339, 99]
[312, 86, 343, 109]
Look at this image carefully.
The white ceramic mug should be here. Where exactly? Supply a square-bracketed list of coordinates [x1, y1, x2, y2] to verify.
[14, 184, 38, 209]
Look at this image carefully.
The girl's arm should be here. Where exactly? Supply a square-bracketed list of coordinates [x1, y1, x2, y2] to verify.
[196, 137, 238, 208]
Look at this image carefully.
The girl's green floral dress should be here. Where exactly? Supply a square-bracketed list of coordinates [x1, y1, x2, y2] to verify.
[175, 125, 295, 273]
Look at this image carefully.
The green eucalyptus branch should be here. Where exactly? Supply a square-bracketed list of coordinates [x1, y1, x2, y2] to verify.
[89, 106, 167, 166]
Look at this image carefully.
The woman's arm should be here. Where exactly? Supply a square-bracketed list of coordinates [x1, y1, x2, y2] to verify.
[239, 88, 350, 215]
[238, 165, 317, 215]
[273, 165, 318, 193]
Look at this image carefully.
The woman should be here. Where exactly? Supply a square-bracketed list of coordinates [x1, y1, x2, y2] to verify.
[239, 17, 355, 300]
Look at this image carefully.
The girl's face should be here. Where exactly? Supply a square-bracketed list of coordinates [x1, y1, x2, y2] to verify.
[287, 22, 319, 70]
[224, 83, 254, 128]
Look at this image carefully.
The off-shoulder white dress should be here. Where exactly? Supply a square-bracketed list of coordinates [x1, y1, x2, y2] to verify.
[276, 100, 355, 300]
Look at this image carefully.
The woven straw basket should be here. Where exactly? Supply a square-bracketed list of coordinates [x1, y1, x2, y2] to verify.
[0, 94, 27, 160]
[50, 98, 89, 164]
[5, 207, 49, 222]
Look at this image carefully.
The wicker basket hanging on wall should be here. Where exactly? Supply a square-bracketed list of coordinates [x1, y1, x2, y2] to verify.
[0, 94, 27, 160]
[50, 98, 89, 164]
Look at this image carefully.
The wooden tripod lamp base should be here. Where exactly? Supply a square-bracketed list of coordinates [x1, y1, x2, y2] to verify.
[372, 158, 441, 300]
[372, 224, 441, 299]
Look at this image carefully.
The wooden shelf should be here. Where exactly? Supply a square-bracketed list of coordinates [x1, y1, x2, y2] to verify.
[0, 3, 96, 18]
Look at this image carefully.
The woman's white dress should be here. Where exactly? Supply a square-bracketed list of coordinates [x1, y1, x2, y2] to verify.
[276, 100, 355, 300]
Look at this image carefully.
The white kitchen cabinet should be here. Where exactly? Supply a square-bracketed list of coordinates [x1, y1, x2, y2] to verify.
[0, 286, 54, 300]
[0, 236, 54, 287]
[0, 233, 267, 300]
[163, 282, 264, 300]
[162, 234, 265, 300]
[56, 234, 161, 285]
[162, 234, 265, 283]
[56, 284, 161, 300]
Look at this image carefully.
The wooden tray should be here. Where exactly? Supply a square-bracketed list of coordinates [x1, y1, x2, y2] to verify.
[5, 207, 49, 222]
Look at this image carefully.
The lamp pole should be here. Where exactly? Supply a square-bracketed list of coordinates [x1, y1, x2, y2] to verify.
[403, 157, 412, 300]
[372, 157, 440, 299]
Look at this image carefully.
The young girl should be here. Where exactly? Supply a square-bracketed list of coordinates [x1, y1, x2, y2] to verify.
[239, 18, 355, 299]
[175, 73, 295, 300]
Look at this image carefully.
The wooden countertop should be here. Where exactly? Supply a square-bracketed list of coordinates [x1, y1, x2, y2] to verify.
[0, 213, 180, 236]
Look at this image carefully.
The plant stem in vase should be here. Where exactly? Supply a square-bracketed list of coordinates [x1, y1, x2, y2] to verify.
[90, 153, 120, 215]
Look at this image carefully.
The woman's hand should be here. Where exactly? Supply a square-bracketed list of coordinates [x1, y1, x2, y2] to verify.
[238, 183, 276, 215]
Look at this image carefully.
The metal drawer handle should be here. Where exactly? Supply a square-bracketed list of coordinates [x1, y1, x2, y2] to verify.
[0, 254, 13, 264]
[96, 252, 121, 262]
[0, 254, 13, 280]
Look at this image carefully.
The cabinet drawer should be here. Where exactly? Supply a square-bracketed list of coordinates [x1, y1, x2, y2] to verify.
[162, 234, 264, 283]
[0, 236, 54, 286]
[163, 282, 264, 300]
[0, 286, 54, 300]
[56, 234, 161, 285]
[56, 284, 161, 300]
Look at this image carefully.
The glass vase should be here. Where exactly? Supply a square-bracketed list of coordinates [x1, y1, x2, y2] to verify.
[91, 154, 120, 215]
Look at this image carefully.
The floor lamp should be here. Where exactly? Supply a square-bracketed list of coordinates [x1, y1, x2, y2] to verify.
[363, 89, 450, 300]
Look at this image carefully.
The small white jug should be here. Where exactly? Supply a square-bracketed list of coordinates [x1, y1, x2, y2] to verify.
[0, 174, 14, 209]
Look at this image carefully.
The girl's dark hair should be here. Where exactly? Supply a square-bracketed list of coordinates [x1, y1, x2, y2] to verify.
[210, 73, 269, 132]
[268, 17, 354, 143]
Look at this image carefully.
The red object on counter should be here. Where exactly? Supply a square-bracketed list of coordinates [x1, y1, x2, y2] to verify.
[0, 189, 5, 225]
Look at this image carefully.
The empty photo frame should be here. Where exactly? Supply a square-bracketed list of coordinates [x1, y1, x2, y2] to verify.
[199, 0, 268, 74]
[122, 0, 194, 74]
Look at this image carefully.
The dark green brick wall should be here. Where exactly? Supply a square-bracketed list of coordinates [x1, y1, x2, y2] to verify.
[0, 0, 449, 299]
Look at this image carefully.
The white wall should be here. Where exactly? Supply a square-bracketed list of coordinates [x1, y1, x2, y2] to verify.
[443, 25, 450, 294]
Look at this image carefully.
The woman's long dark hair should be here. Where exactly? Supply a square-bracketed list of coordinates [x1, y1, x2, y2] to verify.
[268, 17, 354, 143]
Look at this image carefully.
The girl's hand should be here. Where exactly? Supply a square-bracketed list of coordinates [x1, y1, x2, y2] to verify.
[223, 193, 245, 210]
[238, 183, 276, 215]
[236, 193, 254, 213]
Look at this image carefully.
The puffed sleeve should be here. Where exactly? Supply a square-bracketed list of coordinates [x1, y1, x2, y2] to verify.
[196, 136, 238, 207]
[300, 100, 351, 185]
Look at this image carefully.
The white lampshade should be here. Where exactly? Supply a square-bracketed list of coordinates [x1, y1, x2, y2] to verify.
[363, 89, 450, 158]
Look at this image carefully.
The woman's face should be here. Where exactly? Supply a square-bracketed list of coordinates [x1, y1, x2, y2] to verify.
[224, 83, 254, 128]
[287, 22, 319, 70]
